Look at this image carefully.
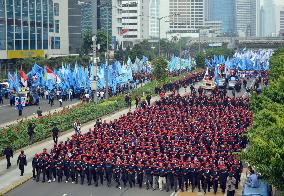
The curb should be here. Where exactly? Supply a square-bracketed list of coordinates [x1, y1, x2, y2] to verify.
[0, 175, 32, 196]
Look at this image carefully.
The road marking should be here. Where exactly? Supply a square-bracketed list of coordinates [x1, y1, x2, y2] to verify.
[0, 104, 9, 108]
[171, 191, 179, 196]
[62, 194, 68, 196]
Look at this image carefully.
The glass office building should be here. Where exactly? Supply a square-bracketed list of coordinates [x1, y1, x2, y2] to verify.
[207, 0, 236, 34]
[0, 0, 56, 51]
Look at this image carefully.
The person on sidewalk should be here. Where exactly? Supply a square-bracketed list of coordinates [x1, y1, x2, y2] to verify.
[17, 102, 23, 116]
[3, 146, 13, 169]
[226, 173, 236, 196]
[37, 107, 43, 117]
[146, 94, 151, 106]
[17, 150, 27, 176]
[59, 97, 63, 107]
[28, 123, 36, 144]
[52, 124, 59, 144]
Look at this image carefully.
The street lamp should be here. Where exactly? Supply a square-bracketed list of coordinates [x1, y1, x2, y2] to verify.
[91, 35, 98, 103]
[140, 13, 180, 56]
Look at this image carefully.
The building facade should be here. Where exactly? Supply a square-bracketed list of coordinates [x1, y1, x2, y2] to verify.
[279, 6, 284, 36]
[262, 0, 277, 37]
[169, 0, 205, 34]
[148, 0, 160, 39]
[0, 0, 69, 59]
[206, 0, 235, 35]
[235, 0, 257, 37]
[69, 0, 83, 54]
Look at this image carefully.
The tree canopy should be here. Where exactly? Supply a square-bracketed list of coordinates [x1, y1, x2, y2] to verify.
[242, 48, 284, 191]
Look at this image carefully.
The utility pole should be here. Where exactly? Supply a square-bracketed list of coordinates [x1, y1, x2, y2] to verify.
[105, 6, 110, 99]
[92, 35, 98, 103]
[198, 28, 201, 53]
[158, 17, 161, 56]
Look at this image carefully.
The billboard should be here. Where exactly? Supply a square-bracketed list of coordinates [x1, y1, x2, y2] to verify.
[7, 50, 45, 59]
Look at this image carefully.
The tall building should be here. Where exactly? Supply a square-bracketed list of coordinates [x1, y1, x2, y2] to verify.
[279, 6, 284, 36]
[0, 0, 69, 59]
[117, 0, 150, 47]
[206, 0, 236, 34]
[149, 0, 160, 39]
[262, 0, 277, 36]
[112, 0, 123, 45]
[69, 0, 83, 54]
[259, 6, 265, 37]
[169, 0, 205, 35]
[97, 0, 112, 34]
[235, 0, 257, 37]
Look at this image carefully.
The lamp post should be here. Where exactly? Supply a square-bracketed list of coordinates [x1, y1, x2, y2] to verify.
[92, 35, 98, 103]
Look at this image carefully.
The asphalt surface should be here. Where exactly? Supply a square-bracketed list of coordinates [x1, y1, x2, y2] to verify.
[6, 180, 175, 196]
[0, 98, 80, 125]
[4, 78, 256, 196]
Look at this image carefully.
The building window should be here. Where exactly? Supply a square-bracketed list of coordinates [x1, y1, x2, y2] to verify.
[54, 3, 59, 16]
[51, 36, 60, 49]
[55, 20, 59, 33]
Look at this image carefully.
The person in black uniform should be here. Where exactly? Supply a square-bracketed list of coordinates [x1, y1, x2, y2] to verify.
[49, 157, 56, 182]
[136, 162, 144, 188]
[166, 164, 174, 192]
[52, 124, 59, 144]
[80, 160, 88, 185]
[63, 157, 70, 183]
[32, 154, 39, 180]
[220, 167, 228, 193]
[70, 159, 76, 183]
[181, 164, 189, 192]
[144, 163, 153, 190]
[121, 163, 128, 188]
[56, 157, 64, 183]
[152, 164, 160, 190]
[17, 150, 27, 176]
[113, 164, 122, 188]
[88, 160, 96, 185]
[75, 159, 82, 184]
[3, 146, 13, 169]
[212, 167, 219, 194]
[96, 161, 104, 186]
[105, 160, 113, 187]
[195, 167, 202, 192]
[128, 163, 136, 188]
[173, 165, 181, 192]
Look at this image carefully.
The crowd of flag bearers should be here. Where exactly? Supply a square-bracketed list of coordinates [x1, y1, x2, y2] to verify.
[29, 72, 251, 195]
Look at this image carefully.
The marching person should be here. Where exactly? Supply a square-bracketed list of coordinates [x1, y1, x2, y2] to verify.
[3, 146, 13, 169]
[27, 123, 36, 143]
[17, 150, 27, 176]
[158, 163, 167, 191]
[32, 154, 39, 180]
[226, 173, 236, 196]
[52, 124, 59, 144]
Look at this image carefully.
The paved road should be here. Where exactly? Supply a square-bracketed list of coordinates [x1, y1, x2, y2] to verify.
[2, 78, 255, 196]
[0, 98, 80, 127]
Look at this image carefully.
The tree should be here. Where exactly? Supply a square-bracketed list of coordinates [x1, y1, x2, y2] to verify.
[242, 48, 284, 191]
[152, 57, 168, 81]
[81, 29, 93, 55]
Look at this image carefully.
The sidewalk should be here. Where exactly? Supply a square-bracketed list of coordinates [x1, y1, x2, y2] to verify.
[0, 101, 81, 129]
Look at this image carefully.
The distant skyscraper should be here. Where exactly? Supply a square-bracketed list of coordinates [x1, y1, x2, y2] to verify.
[279, 6, 284, 36]
[259, 6, 265, 36]
[149, 0, 160, 39]
[207, 0, 236, 34]
[97, 0, 112, 34]
[169, 0, 205, 34]
[262, 0, 277, 36]
[235, 0, 257, 37]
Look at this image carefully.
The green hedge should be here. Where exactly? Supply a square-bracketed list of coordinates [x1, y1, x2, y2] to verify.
[0, 70, 202, 156]
[242, 48, 284, 191]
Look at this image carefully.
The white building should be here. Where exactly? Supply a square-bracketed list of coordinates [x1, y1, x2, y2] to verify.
[168, 0, 205, 37]
[235, 0, 258, 37]
[149, 0, 160, 39]
[279, 6, 284, 36]
[204, 21, 223, 36]
[0, 0, 69, 59]
[112, 0, 150, 47]
[262, 0, 277, 37]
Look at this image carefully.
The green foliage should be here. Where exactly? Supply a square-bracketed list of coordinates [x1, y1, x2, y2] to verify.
[81, 29, 93, 55]
[152, 57, 168, 81]
[15, 56, 90, 72]
[242, 48, 284, 191]
[194, 48, 234, 68]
